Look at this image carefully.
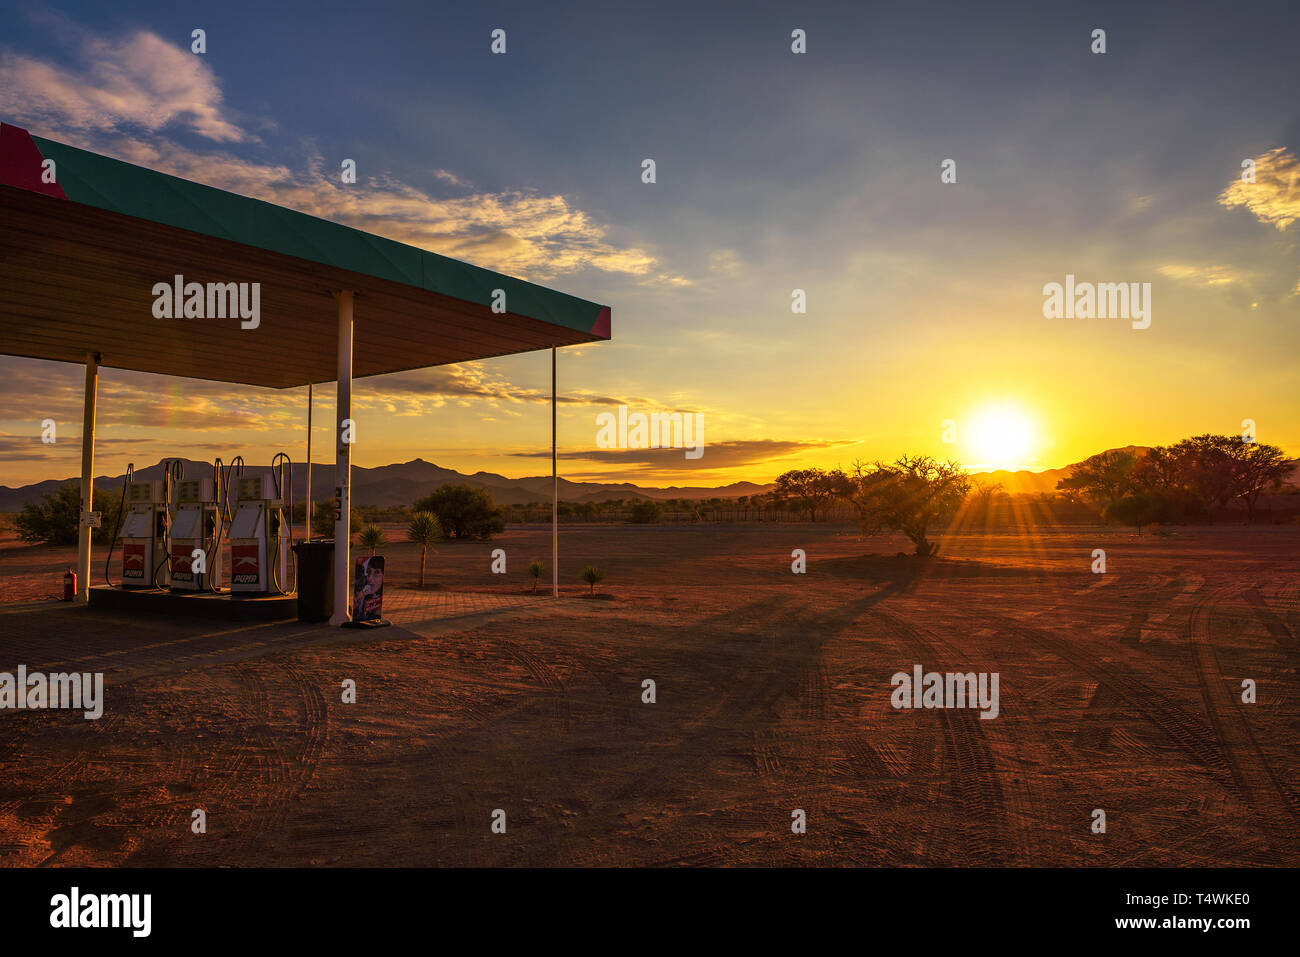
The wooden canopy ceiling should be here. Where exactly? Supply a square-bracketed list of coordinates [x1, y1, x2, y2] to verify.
[0, 124, 611, 389]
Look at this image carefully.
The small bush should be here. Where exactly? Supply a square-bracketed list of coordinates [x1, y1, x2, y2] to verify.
[627, 500, 662, 524]
[311, 500, 361, 540]
[15, 482, 117, 546]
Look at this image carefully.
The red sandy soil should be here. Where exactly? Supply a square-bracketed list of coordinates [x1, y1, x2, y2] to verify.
[0, 522, 1296, 866]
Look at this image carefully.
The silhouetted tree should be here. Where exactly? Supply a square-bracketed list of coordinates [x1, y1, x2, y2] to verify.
[1167, 435, 1240, 517]
[1232, 441, 1294, 522]
[773, 468, 850, 522]
[1056, 449, 1138, 508]
[845, 456, 971, 556]
[968, 480, 1004, 518]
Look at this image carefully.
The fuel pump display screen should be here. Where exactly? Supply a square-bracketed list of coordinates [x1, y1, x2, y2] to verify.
[230, 505, 262, 539]
[121, 510, 153, 539]
[172, 507, 202, 539]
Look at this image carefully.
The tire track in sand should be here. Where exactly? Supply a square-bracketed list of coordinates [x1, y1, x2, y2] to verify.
[869, 609, 1014, 864]
[1187, 586, 1300, 865]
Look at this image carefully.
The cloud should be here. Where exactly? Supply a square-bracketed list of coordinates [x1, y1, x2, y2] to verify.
[0, 21, 245, 142]
[708, 249, 744, 275]
[0, 15, 660, 283]
[0, 359, 303, 433]
[1157, 263, 1251, 287]
[1218, 148, 1300, 230]
[39, 132, 659, 281]
[358, 365, 652, 414]
[510, 438, 851, 471]
[0, 433, 138, 464]
[0, 349, 666, 437]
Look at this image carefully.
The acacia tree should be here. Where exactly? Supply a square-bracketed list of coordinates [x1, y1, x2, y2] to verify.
[1167, 435, 1241, 517]
[1056, 449, 1138, 509]
[1131, 445, 1180, 491]
[773, 467, 850, 522]
[845, 455, 971, 556]
[1232, 441, 1294, 522]
[968, 479, 1004, 518]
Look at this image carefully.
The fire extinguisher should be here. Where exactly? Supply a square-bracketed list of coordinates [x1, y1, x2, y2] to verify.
[63, 568, 77, 602]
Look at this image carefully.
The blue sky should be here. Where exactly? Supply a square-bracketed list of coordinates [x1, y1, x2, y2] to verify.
[2, 0, 1299, 486]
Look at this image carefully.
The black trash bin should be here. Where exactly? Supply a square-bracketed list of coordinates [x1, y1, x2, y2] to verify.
[291, 540, 334, 622]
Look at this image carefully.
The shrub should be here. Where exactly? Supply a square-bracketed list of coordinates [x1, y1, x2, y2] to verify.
[413, 485, 506, 540]
[627, 499, 662, 524]
[15, 482, 117, 546]
[311, 500, 361, 540]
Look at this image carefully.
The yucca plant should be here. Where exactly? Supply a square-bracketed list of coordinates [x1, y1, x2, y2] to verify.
[580, 564, 606, 596]
[359, 524, 386, 555]
[406, 511, 442, 588]
[527, 559, 546, 594]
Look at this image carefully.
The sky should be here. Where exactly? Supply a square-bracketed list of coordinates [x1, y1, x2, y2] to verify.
[1, 0, 1298, 488]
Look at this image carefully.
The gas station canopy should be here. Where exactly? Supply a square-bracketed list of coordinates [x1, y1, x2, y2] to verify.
[0, 123, 611, 388]
[0, 121, 608, 618]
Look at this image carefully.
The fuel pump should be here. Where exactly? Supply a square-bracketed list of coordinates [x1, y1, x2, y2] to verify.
[104, 462, 135, 587]
[168, 474, 224, 591]
[150, 459, 184, 589]
[271, 452, 297, 595]
[118, 476, 166, 589]
[229, 467, 289, 594]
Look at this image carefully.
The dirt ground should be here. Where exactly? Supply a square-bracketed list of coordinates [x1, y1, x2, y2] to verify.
[0, 522, 1296, 867]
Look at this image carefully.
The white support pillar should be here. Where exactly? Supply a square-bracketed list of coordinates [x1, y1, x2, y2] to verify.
[552, 346, 558, 598]
[77, 352, 99, 602]
[330, 291, 354, 626]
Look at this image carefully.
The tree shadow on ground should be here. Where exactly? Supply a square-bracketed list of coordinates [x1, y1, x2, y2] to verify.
[816, 553, 1076, 585]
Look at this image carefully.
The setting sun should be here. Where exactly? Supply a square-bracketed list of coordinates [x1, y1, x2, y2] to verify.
[964, 402, 1040, 471]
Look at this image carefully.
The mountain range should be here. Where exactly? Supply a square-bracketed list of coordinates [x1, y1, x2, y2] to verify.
[0, 457, 773, 511]
[4, 447, 1293, 512]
